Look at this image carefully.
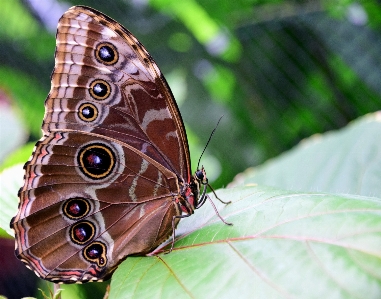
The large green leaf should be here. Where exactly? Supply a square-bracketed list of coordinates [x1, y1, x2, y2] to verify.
[109, 186, 381, 299]
[229, 112, 381, 197]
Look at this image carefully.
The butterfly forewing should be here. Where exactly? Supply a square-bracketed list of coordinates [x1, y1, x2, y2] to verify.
[10, 5, 194, 283]
[50, 6, 190, 179]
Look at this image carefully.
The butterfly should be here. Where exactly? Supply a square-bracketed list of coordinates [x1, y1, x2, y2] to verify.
[10, 5, 231, 283]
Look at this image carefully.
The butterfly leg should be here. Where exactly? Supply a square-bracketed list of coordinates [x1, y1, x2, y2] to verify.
[208, 184, 231, 205]
[195, 183, 208, 208]
[195, 179, 231, 206]
[168, 213, 192, 253]
[196, 184, 233, 226]
[204, 194, 233, 226]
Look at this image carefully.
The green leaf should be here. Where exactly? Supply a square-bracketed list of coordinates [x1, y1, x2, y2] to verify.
[0, 0, 39, 39]
[149, 0, 242, 61]
[0, 67, 46, 137]
[0, 142, 35, 171]
[230, 112, 381, 197]
[0, 163, 23, 237]
[38, 287, 62, 299]
[109, 186, 381, 299]
[0, 95, 27, 163]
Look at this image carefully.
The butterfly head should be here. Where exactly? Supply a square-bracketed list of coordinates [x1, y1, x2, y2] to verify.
[195, 166, 208, 185]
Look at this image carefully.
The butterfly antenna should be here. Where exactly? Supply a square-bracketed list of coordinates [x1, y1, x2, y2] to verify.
[197, 116, 223, 170]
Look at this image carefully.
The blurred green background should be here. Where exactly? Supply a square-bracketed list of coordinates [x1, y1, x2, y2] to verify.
[1, 0, 381, 298]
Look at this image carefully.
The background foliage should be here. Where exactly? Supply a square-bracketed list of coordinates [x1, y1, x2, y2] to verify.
[0, 0, 380, 298]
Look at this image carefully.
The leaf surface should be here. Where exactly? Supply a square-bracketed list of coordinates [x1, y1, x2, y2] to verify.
[110, 186, 381, 299]
[230, 113, 381, 197]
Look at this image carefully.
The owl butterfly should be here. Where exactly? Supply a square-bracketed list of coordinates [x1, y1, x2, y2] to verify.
[10, 5, 231, 283]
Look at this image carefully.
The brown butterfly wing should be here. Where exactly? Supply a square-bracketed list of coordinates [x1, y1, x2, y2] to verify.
[49, 5, 191, 180]
[11, 6, 191, 283]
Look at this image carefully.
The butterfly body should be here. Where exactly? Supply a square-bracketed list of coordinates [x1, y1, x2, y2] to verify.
[10, 6, 205, 283]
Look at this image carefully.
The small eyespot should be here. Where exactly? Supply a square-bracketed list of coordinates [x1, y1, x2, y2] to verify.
[63, 198, 91, 220]
[83, 242, 107, 267]
[89, 79, 111, 100]
[70, 221, 96, 245]
[78, 103, 98, 122]
[95, 42, 118, 65]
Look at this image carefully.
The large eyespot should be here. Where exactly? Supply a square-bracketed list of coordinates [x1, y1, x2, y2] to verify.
[77, 143, 115, 179]
[89, 79, 111, 100]
[95, 42, 118, 65]
[63, 198, 91, 220]
[83, 242, 107, 267]
[70, 221, 96, 245]
[78, 103, 98, 122]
